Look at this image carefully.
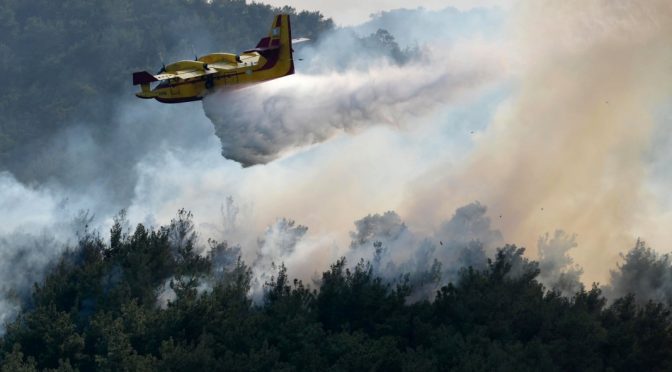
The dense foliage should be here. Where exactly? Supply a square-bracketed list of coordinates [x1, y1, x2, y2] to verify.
[2, 2, 671, 370]
[1, 213, 671, 371]
[0, 0, 332, 182]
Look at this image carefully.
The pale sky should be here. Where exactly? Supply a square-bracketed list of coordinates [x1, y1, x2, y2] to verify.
[257, 0, 513, 26]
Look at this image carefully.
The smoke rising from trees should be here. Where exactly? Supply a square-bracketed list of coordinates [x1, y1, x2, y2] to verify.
[403, 0, 672, 283]
[0, 0, 670, 344]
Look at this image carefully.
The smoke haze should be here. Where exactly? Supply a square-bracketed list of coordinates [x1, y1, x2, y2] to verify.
[403, 0, 672, 283]
[1, 1, 671, 326]
[203, 27, 503, 166]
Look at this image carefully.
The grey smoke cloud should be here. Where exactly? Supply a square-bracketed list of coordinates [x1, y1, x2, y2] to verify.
[0, 173, 101, 331]
[354, 6, 503, 47]
[537, 230, 583, 296]
[258, 0, 512, 26]
[251, 218, 308, 298]
[344, 202, 501, 300]
[0, 2, 670, 331]
[0, 232, 61, 327]
[0, 6, 506, 327]
[434, 202, 502, 255]
[202, 23, 504, 166]
[604, 239, 672, 305]
[403, 0, 672, 285]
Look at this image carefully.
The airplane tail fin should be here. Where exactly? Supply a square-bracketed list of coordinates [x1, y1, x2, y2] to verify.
[132, 71, 158, 86]
[253, 14, 294, 76]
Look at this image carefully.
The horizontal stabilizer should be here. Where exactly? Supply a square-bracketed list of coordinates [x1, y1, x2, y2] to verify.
[132, 71, 158, 85]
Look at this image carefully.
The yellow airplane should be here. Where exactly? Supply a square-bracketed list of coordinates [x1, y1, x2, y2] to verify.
[133, 14, 295, 103]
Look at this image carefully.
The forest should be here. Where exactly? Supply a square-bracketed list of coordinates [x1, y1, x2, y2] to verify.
[2, 1, 672, 371]
[1, 211, 672, 371]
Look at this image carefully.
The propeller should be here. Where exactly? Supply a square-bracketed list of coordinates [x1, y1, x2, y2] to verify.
[191, 44, 198, 61]
[157, 50, 166, 74]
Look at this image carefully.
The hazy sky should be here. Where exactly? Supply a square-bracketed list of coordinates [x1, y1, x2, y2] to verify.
[258, 0, 513, 26]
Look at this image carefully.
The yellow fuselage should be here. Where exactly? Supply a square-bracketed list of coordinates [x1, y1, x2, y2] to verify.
[134, 14, 294, 103]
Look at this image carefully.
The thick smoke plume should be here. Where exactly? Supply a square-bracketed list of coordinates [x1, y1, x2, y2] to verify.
[344, 202, 501, 300]
[404, 0, 672, 283]
[537, 231, 583, 296]
[250, 218, 308, 298]
[0, 173, 98, 328]
[203, 28, 503, 166]
[0, 2, 671, 328]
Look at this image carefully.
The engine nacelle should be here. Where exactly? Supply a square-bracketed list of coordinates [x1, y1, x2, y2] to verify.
[165, 60, 207, 72]
[198, 53, 240, 64]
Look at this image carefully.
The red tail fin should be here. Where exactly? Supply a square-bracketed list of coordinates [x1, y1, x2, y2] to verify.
[132, 71, 157, 86]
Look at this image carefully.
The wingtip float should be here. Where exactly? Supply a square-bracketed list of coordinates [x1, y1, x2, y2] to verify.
[132, 14, 297, 103]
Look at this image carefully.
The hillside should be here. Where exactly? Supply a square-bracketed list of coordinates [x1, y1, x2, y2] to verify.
[2, 213, 671, 371]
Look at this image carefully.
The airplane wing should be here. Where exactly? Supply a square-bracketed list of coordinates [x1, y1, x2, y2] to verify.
[133, 68, 216, 86]
[169, 69, 211, 80]
[206, 62, 238, 72]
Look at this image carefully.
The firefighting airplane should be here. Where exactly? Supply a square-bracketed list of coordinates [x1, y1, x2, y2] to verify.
[133, 14, 297, 103]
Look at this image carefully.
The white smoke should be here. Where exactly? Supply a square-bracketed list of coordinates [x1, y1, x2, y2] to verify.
[1, 2, 671, 330]
[537, 230, 584, 296]
[403, 0, 672, 284]
[0, 173, 97, 330]
[344, 202, 502, 300]
[203, 27, 505, 166]
[250, 218, 308, 298]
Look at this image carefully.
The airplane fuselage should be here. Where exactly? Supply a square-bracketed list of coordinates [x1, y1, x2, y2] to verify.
[133, 14, 294, 103]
